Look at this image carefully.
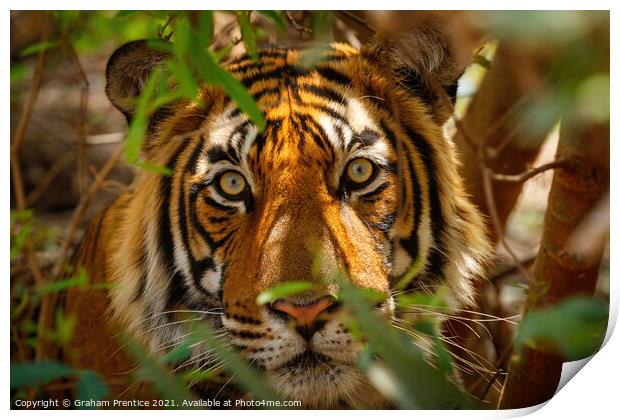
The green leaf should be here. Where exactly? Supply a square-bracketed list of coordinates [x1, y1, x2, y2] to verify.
[124, 334, 193, 403]
[35, 267, 88, 295]
[238, 11, 258, 60]
[55, 310, 76, 345]
[198, 11, 214, 45]
[151, 90, 184, 111]
[433, 337, 453, 374]
[473, 54, 492, 70]
[172, 15, 191, 58]
[19, 40, 59, 58]
[11, 63, 28, 85]
[311, 11, 335, 42]
[114, 10, 141, 19]
[515, 297, 608, 361]
[256, 282, 316, 305]
[395, 290, 451, 311]
[10, 209, 34, 261]
[180, 369, 215, 383]
[257, 11, 287, 32]
[134, 160, 173, 176]
[188, 321, 282, 403]
[336, 274, 472, 409]
[11, 362, 74, 388]
[412, 318, 437, 336]
[188, 33, 265, 131]
[146, 39, 173, 53]
[124, 66, 166, 163]
[76, 371, 109, 406]
[161, 335, 201, 364]
[213, 68, 265, 131]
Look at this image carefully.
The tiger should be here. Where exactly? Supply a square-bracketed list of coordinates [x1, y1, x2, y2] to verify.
[65, 17, 491, 409]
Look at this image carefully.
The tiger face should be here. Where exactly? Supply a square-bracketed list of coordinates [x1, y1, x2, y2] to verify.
[102, 33, 490, 408]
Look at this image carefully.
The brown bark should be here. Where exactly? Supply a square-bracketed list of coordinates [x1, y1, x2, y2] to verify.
[453, 43, 559, 241]
[498, 119, 609, 409]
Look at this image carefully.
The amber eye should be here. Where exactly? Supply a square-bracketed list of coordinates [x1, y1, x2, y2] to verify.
[346, 158, 374, 186]
[217, 171, 247, 199]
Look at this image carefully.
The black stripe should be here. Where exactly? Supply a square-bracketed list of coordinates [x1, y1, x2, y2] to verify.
[314, 66, 352, 87]
[159, 139, 192, 307]
[227, 120, 252, 155]
[303, 115, 335, 160]
[403, 125, 446, 279]
[253, 86, 281, 102]
[202, 195, 236, 212]
[397, 151, 422, 271]
[289, 113, 305, 151]
[381, 120, 428, 283]
[359, 182, 389, 200]
[260, 49, 288, 58]
[132, 250, 148, 303]
[178, 143, 217, 296]
[207, 145, 238, 164]
[227, 108, 242, 119]
[311, 105, 349, 126]
[301, 84, 345, 104]
[191, 192, 236, 251]
[167, 270, 189, 308]
[186, 136, 205, 175]
[347, 129, 381, 151]
[228, 313, 262, 325]
[208, 216, 232, 224]
[241, 66, 300, 89]
[379, 121, 405, 209]
[226, 329, 266, 340]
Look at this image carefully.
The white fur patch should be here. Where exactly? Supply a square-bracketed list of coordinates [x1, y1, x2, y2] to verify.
[201, 265, 222, 294]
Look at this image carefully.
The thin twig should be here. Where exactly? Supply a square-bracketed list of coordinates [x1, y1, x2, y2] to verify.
[491, 159, 569, 183]
[157, 13, 176, 41]
[337, 11, 377, 36]
[11, 40, 47, 210]
[52, 144, 125, 279]
[210, 18, 239, 48]
[481, 166, 533, 284]
[489, 255, 537, 284]
[26, 152, 74, 207]
[10, 31, 49, 289]
[285, 11, 312, 34]
[36, 145, 124, 361]
[64, 42, 90, 194]
[432, 77, 534, 285]
[477, 369, 505, 402]
[473, 338, 515, 401]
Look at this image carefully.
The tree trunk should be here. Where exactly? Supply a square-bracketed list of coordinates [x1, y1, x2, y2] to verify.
[498, 119, 609, 409]
[453, 43, 559, 241]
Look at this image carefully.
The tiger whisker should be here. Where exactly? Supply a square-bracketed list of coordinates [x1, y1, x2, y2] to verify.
[397, 308, 494, 338]
[397, 304, 519, 323]
[395, 310, 483, 339]
[392, 320, 498, 382]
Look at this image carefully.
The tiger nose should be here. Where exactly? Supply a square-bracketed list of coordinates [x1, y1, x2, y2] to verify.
[270, 296, 338, 340]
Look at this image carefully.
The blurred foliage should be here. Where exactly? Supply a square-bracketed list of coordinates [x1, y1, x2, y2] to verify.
[514, 297, 608, 362]
[10, 10, 609, 409]
[477, 11, 609, 141]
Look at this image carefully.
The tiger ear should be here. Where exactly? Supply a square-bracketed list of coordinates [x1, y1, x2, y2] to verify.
[105, 40, 171, 120]
[364, 12, 476, 124]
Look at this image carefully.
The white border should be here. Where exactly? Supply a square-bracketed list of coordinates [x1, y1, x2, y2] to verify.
[4, 4, 618, 420]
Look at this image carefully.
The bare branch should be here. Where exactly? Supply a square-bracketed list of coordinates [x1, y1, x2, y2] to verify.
[491, 159, 569, 183]
[285, 11, 312, 34]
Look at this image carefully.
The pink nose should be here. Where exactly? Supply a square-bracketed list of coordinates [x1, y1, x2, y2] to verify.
[271, 296, 337, 328]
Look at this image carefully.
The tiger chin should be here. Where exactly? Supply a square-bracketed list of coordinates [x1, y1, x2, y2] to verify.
[65, 17, 491, 410]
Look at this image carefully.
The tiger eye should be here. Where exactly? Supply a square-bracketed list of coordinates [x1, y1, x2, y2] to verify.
[218, 171, 247, 198]
[346, 158, 374, 185]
